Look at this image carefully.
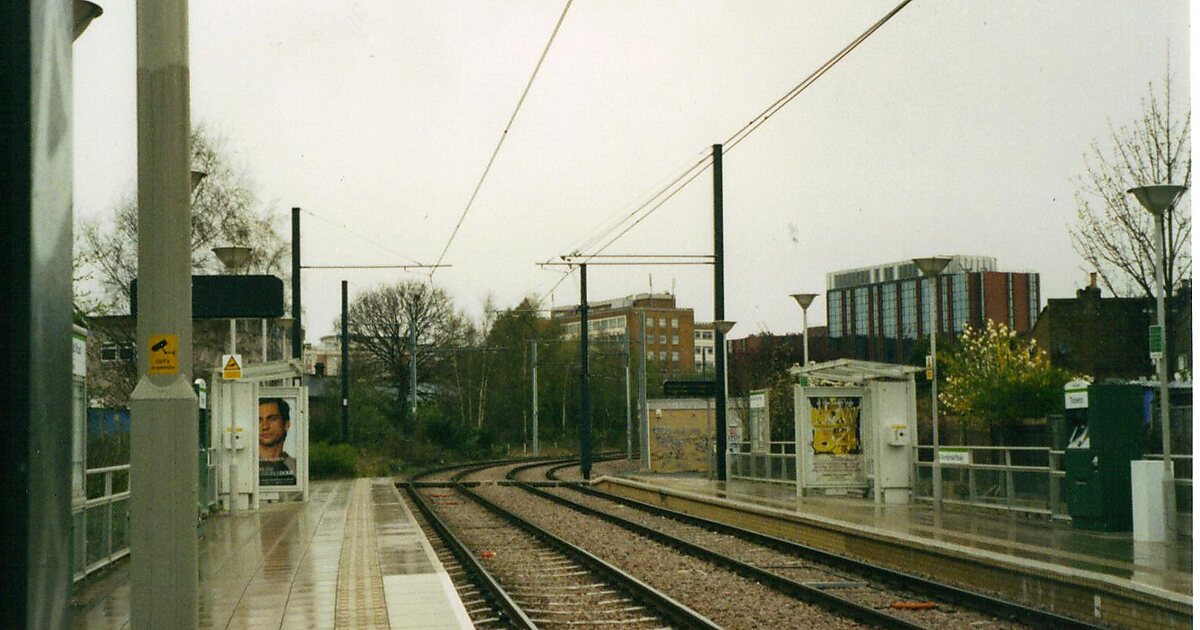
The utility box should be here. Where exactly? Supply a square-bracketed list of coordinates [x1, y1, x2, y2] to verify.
[1063, 382, 1146, 531]
[790, 360, 920, 504]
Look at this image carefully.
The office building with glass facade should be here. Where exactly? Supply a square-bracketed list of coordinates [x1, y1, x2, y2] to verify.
[825, 256, 1040, 363]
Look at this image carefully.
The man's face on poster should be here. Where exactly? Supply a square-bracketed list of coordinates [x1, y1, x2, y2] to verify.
[259, 401, 290, 449]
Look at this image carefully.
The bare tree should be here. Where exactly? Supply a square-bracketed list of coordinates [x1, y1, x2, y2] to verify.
[1071, 73, 1191, 298]
[345, 280, 470, 423]
[76, 127, 287, 314]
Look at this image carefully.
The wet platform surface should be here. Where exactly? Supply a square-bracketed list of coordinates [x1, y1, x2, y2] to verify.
[619, 473, 1193, 597]
[71, 478, 470, 629]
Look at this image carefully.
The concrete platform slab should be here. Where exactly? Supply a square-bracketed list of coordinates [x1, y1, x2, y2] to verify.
[70, 478, 470, 630]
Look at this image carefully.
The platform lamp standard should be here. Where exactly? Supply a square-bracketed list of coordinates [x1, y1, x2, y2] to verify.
[912, 256, 951, 507]
[1127, 184, 1188, 540]
[213, 245, 253, 354]
[790, 294, 818, 367]
[712, 320, 736, 479]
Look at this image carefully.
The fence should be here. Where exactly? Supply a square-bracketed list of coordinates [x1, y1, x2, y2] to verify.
[729, 441, 795, 485]
[72, 464, 131, 582]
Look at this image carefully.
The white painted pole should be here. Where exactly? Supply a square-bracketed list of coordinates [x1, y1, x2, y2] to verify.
[131, 0, 198, 625]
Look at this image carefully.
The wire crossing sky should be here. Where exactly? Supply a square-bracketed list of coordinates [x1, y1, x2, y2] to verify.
[430, 0, 575, 278]
[72, 2, 1190, 339]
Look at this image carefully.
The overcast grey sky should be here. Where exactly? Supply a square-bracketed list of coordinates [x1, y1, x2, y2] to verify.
[72, 1, 1190, 342]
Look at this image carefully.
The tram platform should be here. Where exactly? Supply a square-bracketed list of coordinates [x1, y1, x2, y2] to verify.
[593, 472, 1192, 629]
[71, 478, 471, 629]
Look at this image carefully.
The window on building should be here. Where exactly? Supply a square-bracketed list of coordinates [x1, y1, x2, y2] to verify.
[658, 351, 667, 360]
[671, 335, 679, 345]
[671, 318, 679, 328]
[881, 284, 897, 339]
[952, 274, 969, 332]
[671, 351, 679, 362]
[828, 290, 843, 338]
[659, 334, 666, 345]
[921, 278, 935, 336]
[1028, 275, 1040, 327]
[647, 351, 654, 361]
[854, 287, 869, 337]
[100, 343, 135, 363]
[659, 317, 666, 327]
[900, 281, 917, 339]
[941, 281, 950, 334]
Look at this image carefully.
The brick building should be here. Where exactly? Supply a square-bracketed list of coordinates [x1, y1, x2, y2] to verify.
[1030, 278, 1191, 381]
[552, 292, 695, 376]
[826, 256, 1040, 364]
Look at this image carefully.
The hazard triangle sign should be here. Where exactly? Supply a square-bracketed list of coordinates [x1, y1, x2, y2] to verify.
[221, 354, 243, 380]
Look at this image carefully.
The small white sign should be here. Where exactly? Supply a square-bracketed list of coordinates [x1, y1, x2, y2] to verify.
[72, 334, 87, 378]
[938, 448, 971, 465]
[1064, 379, 1089, 410]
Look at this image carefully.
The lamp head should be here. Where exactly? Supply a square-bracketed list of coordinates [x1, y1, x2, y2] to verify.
[712, 320, 736, 336]
[912, 256, 952, 277]
[73, 1, 102, 41]
[213, 246, 253, 272]
[790, 293, 817, 310]
[1127, 185, 1188, 217]
[191, 170, 208, 192]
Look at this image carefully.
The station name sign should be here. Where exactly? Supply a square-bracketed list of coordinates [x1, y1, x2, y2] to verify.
[131, 275, 285, 319]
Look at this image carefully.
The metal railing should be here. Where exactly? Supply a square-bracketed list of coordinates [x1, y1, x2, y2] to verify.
[914, 446, 1194, 518]
[728, 441, 796, 485]
[72, 464, 131, 582]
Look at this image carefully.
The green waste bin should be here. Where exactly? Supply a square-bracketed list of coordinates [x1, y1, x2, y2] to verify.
[1063, 383, 1146, 531]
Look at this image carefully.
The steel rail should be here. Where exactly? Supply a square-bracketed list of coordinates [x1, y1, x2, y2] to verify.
[403, 482, 538, 629]
[456, 481, 724, 629]
[543, 469, 1103, 630]
[516, 481, 925, 629]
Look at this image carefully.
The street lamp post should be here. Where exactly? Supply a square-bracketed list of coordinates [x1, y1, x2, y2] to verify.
[913, 256, 951, 508]
[1128, 184, 1187, 541]
[712, 320, 736, 480]
[213, 245, 252, 354]
[790, 294, 818, 366]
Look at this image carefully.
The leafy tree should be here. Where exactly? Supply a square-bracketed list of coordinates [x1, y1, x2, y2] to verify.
[939, 321, 1071, 435]
[344, 279, 470, 425]
[1071, 74, 1190, 298]
[76, 127, 287, 314]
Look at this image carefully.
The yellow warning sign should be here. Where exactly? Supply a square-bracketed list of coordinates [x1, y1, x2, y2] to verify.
[221, 354, 243, 380]
[148, 334, 179, 375]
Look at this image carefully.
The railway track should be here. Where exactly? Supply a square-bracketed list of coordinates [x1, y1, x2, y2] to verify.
[403, 459, 1106, 629]
[408, 460, 721, 629]
[529, 462, 1105, 630]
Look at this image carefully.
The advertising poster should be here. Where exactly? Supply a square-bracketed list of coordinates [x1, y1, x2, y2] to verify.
[258, 395, 299, 487]
[806, 395, 865, 486]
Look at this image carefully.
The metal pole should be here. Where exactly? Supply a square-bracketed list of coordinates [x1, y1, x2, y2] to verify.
[802, 306, 810, 366]
[6, 4, 77, 624]
[639, 311, 649, 469]
[341, 281, 350, 443]
[1153, 211, 1177, 539]
[930, 294, 942, 508]
[261, 319, 267, 362]
[531, 340, 539, 456]
[580, 263, 592, 479]
[131, 0, 198, 624]
[409, 317, 418, 417]
[625, 334, 632, 460]
[228, 319, 236, 354]
[291, 208, 302, 360]
[713, 143, 727, 482]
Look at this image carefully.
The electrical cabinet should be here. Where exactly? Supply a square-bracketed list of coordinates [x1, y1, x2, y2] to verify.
[1064, 383, 1146, 531]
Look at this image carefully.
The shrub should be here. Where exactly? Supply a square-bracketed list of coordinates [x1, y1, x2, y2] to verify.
[309, 442, 358, 479]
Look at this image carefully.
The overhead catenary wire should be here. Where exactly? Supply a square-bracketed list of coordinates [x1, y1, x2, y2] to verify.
[551, 0, 915, 270]
[300, 207, 426, 266]
[429, 0, 574, 279]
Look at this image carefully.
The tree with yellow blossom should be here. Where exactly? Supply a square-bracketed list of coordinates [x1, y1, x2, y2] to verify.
[939, 320, 1072, 433]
